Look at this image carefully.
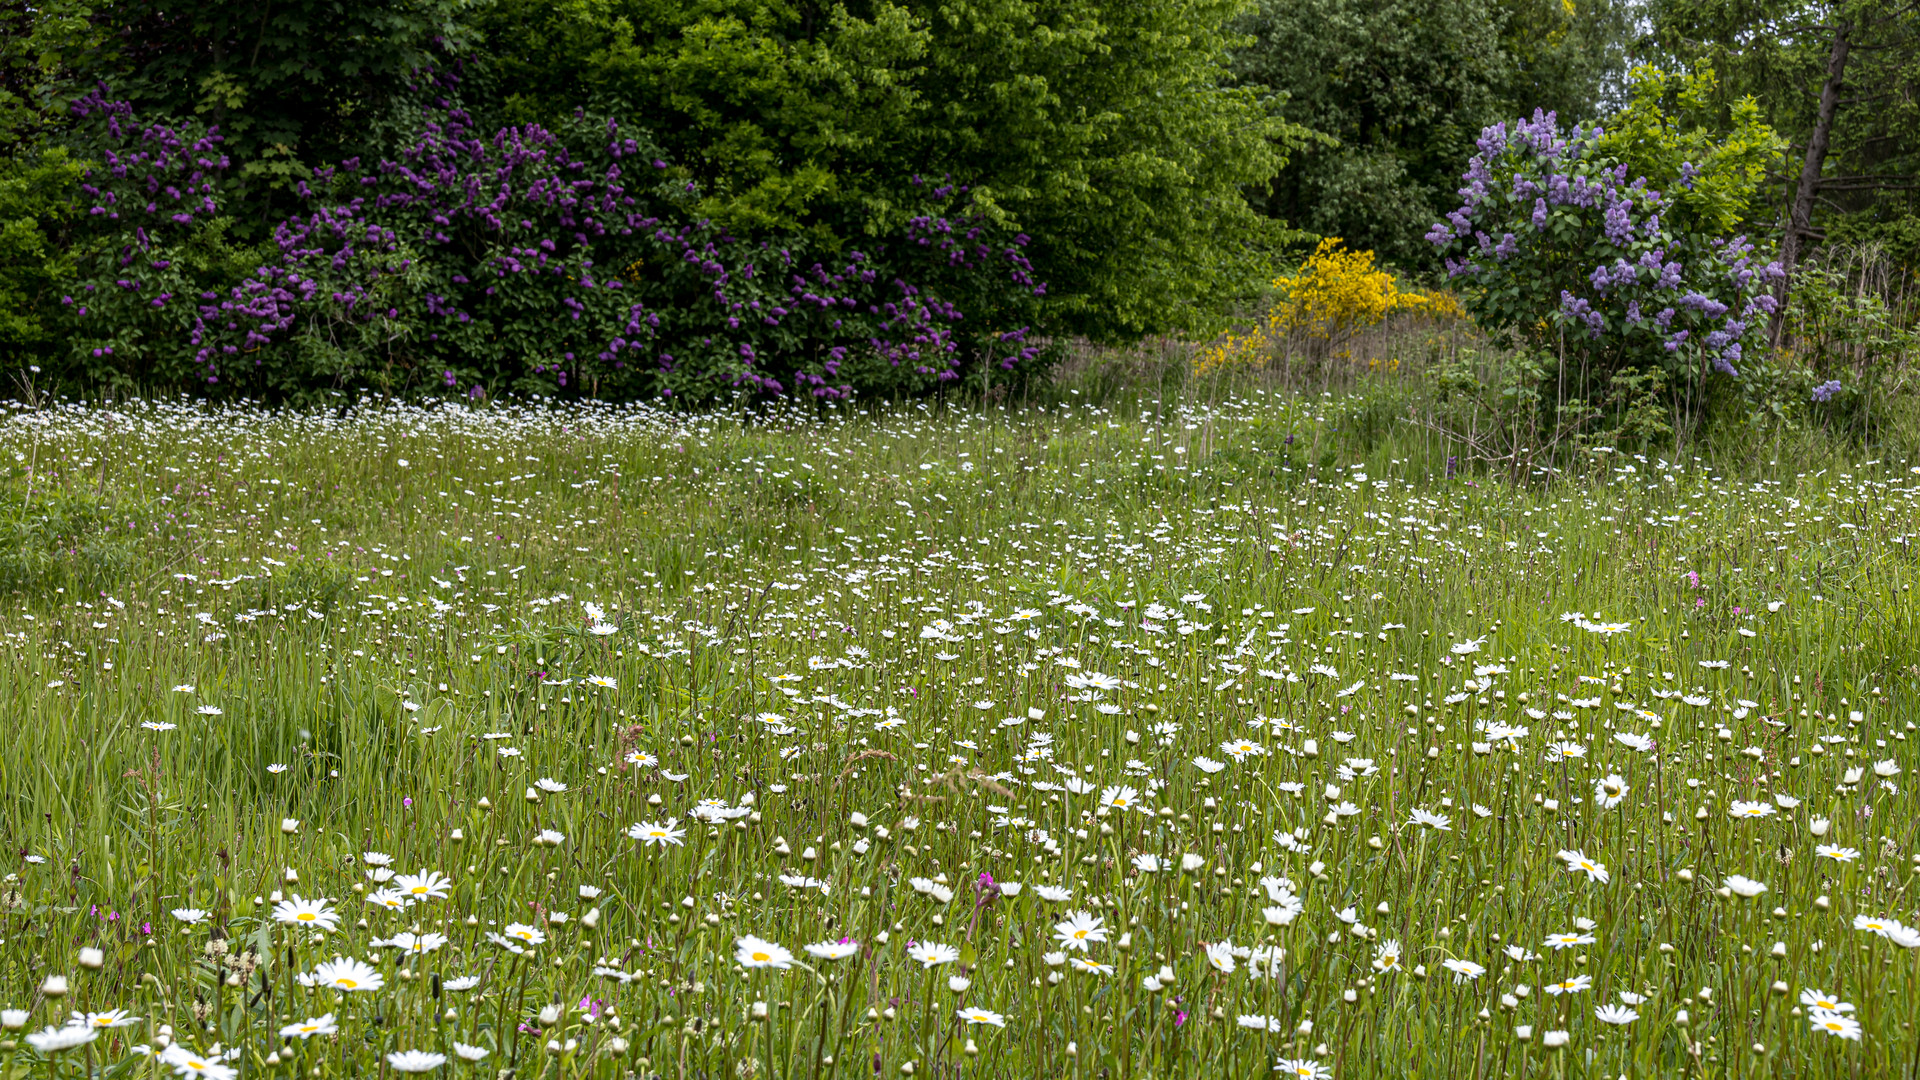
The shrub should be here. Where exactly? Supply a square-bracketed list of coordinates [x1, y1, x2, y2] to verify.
[50, 88, 1051, 402]
[1426, 107, 1785, 426]
[1194, 239, 1454, 374]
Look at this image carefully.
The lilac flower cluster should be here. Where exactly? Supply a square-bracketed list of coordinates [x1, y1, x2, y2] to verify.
[55, 88, 1048, 401]
[1427, 110, 1784, 382]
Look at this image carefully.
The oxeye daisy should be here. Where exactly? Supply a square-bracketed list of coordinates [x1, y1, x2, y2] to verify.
[387, 1049, 447, 1072]
[395, 870, 451, 900]
[272, 895, 340, 932]
[1555, 849, 1609, 883]
[957, 1007, 1007, 1027]
[1371, 940, 1403, 972]
[907, 942, 961, 968]
[627, 820, 686, 846]
[308, 956, 384, 993]
[735, 935, 794, 969]
[74, 1009, 140, 1029]
[1052, 911, 1108, 952]
[1808, 1010, 1862, 1040]
[1799, 989, 1853, 1013]
[279, 1014, 338, 1039]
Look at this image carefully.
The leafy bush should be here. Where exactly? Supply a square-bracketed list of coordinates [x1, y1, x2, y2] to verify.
[1194, 239, 1455, 373]
[1426, 104, 1785, 427]
[50, 89, 1050, 402]
[0, 149, 85, 354]
[473, 0, 1306, 343]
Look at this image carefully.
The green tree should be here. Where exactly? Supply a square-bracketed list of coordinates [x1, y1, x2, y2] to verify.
[53, 0, 475, 232]
[1595, 65, 1786, 235]
[1637, 0, 1920, 274]
[1228, 0, 1630, 269]
[471, 0, 1312, 341]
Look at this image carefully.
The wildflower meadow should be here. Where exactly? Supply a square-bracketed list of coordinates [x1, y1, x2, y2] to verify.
[0, 391, 1916, 1078]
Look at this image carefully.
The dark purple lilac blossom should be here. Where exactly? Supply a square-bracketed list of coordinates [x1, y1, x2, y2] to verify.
[55, 86, 1049, 401]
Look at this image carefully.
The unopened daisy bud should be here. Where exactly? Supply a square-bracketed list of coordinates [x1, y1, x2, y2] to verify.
[280, 818, 299, 834]
[947, 976, 971, 992]
[1064, 1042, 1078, 1058]
[1814, 894, 1831, 910]
[582, 908, 600, 929]
[1116, 933, 1132, 951]
[900, 1063, 915, 1076]
[525, 787, 541, 803]
[284, 867, 299, 883]
[0, 1009, 27, 1030]
[545, 1040, 562, 1055]
[1769, 941, 1787, 959]
[539, 1004, 563, 1025]
[77, 947, 103, 970]
[1513, 1025, 1532, 1042]
[750, 1002, 769, 1021]
[1770, 981, 1788, 995]
[1674, 1009, 1690, 1027]
[964, 1039, 979, 1056]
[266, 1051, 281, 1066]
[1676, 869, 1693, 883]
[1302, 739, 1318, 758]
[1542, 1030, 1569, 1048]
[40, 975, 68, 998]
[448, 829, 464, 843]
[477, 797, 492, 810]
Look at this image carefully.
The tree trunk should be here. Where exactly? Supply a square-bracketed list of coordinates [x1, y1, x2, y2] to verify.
[1771, 22, 1853, 349]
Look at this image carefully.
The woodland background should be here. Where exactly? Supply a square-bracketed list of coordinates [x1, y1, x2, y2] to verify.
[0, 0, 1914, 443]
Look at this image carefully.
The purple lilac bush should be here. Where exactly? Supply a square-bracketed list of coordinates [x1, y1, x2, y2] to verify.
[1427, 109, 1784, 389]
[57, 87, 1048, 402]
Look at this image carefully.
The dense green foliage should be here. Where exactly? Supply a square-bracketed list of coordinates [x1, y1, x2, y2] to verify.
[469, 0, 1310, 342]
[0, 0, 1913, 412]
[1637, 0, 1920, 270]
[0, 0, 1314, 401]
[1228, 0, 1630, 267]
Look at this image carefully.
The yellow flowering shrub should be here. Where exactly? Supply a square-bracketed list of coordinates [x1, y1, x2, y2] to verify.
[1194, 239, 1459, 373]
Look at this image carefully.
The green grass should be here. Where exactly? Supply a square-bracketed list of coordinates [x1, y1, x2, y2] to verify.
[0, 390, 1917, 1079]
